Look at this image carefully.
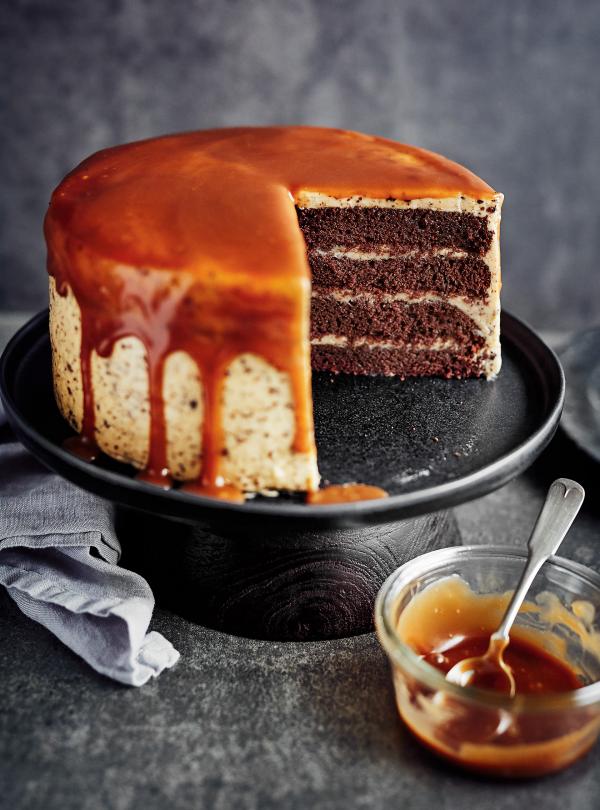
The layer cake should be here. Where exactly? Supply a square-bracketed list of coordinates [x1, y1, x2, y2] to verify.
[299, 193, 501, 378]
[45, 127, 502, 497]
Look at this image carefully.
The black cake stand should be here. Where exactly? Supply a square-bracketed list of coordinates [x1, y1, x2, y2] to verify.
[0, 311, 564, 640]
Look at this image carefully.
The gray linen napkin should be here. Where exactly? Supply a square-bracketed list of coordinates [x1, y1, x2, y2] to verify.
[0, 406, 180, 685]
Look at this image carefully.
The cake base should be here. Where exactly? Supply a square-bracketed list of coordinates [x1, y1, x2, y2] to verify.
[116, 507, 461, 640]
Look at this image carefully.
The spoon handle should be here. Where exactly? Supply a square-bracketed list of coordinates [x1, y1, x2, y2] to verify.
[494, 478, 585, 641]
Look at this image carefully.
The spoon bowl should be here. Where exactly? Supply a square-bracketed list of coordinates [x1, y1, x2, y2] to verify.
[446, 632, 515, 694]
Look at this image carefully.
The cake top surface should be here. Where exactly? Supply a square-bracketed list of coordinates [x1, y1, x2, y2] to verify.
[46, 126, 495, 279]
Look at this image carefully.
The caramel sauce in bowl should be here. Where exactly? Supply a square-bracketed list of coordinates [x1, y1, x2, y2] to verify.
[375, 546, 600, 777]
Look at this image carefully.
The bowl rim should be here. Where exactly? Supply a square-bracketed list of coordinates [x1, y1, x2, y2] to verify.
[375, 544, 600, 711]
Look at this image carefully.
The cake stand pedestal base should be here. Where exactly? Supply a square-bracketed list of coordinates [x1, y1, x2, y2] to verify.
[116, 508, 461, 641]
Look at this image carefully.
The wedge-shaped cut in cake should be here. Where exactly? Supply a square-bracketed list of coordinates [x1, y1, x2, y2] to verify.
[45, 127, 503, 496]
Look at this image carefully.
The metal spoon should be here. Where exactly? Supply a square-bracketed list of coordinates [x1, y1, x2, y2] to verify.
[446, 478, 585, 696]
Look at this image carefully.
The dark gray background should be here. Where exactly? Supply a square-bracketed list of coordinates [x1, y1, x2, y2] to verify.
[2, 0, 599, 330]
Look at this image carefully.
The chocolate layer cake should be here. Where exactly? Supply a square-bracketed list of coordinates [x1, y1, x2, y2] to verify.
[298, 193, 501, 378]
[45, 127, 502, 497]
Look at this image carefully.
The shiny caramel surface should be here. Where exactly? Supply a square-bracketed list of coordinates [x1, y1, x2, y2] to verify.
[400, 577, 582, 695]
[424, 633, 581, 694]
[46, 127, 495, 274]
[306, 483, 389, 504]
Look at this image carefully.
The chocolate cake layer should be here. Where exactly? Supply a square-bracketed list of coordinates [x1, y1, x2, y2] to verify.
[312, 344, 487, 378]
[297, 208, 492, 255]
[310, 296, 485, 348]
[309, 252, 491, 300]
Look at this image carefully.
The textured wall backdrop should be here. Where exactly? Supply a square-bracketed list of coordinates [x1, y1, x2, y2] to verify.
[2, 0, 600, 330]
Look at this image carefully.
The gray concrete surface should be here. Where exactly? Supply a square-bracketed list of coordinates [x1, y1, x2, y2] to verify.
[2, 0, 600, 332]
[1, 445, 600, 810]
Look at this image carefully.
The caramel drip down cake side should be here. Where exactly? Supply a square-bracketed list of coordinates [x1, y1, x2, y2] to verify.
[49, 278, 320, 491]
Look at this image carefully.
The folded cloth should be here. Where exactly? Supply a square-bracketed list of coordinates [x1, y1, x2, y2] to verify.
[0, 405, 180, 686]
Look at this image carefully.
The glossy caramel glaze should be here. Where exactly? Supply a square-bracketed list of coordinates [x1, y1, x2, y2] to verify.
[399, 577, 583, 695]
[306, 483, 389, 504]
[45, 127, 495, 493]
[424, 634, 581, 694]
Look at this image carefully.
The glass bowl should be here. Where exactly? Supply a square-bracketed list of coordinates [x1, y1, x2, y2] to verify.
[375, 545, 600, 777]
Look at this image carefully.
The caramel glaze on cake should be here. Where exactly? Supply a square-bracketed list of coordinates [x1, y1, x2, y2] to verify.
[45, 126, 500, 496]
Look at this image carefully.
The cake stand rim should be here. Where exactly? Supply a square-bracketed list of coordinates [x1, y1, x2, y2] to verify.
[0, 309, 564, 530]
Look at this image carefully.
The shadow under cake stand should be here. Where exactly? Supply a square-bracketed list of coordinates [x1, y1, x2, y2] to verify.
[0, 311, 564, 641]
